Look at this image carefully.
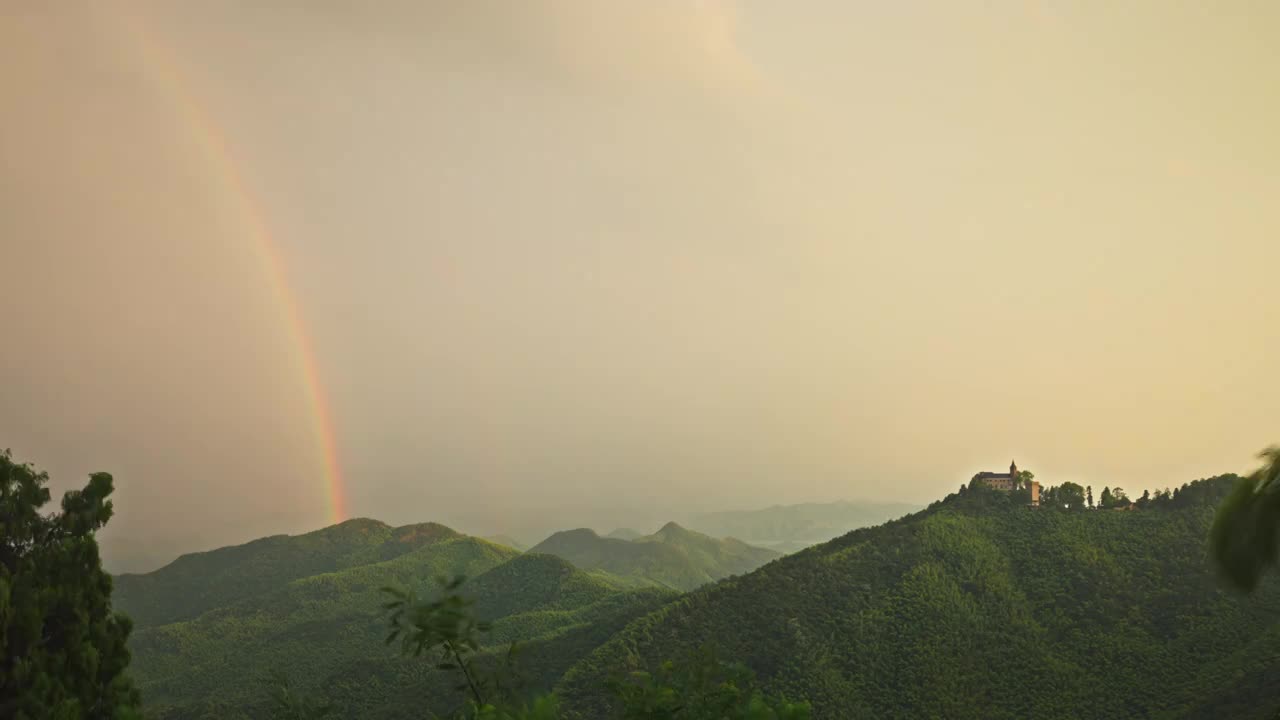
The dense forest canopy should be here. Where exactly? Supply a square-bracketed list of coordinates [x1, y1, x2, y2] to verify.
[557, 475, 1280, 719]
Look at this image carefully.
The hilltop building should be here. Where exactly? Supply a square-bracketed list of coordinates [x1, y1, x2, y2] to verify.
[973, 460, 1040, 506]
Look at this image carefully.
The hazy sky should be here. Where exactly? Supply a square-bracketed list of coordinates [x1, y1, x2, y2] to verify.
[4, 1, 1279, 569]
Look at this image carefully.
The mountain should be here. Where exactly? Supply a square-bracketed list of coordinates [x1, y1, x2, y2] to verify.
[605, 527, 642, 540]
[297, 554, 673, 719]
[558, 476, 1280, 719]
[113, 518, 460, 628]
[685, 500, 921, 553]
[118, 522, 674, 719]
[529, 522, 780, 591]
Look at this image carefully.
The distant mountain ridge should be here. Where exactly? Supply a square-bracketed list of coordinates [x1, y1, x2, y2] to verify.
[684, 500, 921, 552]
[529, 522, 780, 591]
[100, 500, 921, 574]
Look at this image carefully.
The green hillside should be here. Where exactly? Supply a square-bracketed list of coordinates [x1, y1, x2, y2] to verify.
[639, 522, 783, 578]
[130, 533, 516, 717]
[114, 518, 460, 628]
[121, 523, 675, 719]
[529, 522, 781, 591]
[558, 476, 1280, 719]
[274, 554, 676, 720]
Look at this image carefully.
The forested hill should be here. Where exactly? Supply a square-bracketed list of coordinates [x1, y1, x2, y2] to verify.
[123, 526, 674, 718]
[114, 518, 461, 627]
[530, 522, 780, 591]
[558, 475, 1280, 719]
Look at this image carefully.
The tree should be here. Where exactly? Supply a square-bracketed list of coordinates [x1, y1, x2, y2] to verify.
[1211, 446, 1280, 591]
[1138, 489, 1151, 508]
[0, 449, 140, 719]
[1087, 486, 1094, 509]
[1100, 487, 1114, 509]
[383, 575, 517, 711]
[1111, 487, 1130, 507]
[382, 575, 553, 719]
[1056, 482, 1086, 511]
[1009, 470, 1036, 504]
[1039, 485, 1056, 508]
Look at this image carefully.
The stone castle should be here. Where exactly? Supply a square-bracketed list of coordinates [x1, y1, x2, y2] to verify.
[973, 460, 1041, 506]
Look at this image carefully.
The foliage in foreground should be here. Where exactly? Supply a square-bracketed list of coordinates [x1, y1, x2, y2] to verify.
[0, 449, 141, 719]
[1211, 446, 1280, 592]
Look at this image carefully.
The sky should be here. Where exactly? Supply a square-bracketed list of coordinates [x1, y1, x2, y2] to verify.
[3, 1, 1279, 571]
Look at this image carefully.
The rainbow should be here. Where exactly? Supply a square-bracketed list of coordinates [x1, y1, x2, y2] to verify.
[112, 9, 348, 523]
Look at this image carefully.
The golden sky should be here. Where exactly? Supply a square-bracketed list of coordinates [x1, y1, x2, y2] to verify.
[3, 1, 1278, 568]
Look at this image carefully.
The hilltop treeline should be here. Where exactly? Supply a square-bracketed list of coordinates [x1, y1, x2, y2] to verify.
[557, 475, 1280, 719]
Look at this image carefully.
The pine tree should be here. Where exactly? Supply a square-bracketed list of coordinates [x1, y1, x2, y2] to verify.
[0, 449, 141, 719]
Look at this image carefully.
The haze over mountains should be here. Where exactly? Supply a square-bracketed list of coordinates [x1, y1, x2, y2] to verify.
[529, 522, 781, 591]
[686, 501, 921, 554]
[102, 499, 920, 574]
